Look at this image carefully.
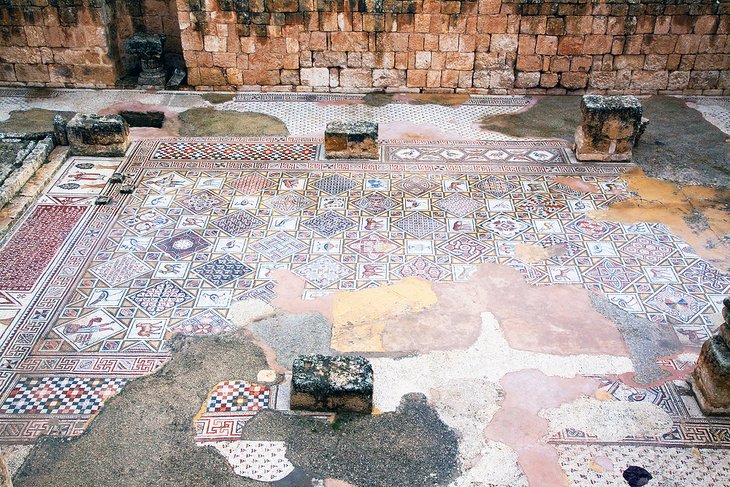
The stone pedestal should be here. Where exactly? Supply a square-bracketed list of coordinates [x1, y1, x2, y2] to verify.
[67, 114, 130, 157]
[125, 33, 166, 89]
[324, 121, 379, 160]
[290, 354, 373, 413]
[574, 95, 643, 162]
[691, 297, 730, 415]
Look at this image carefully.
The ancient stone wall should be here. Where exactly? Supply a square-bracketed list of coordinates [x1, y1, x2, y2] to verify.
[1, 0, 729, 93]
[0, 0, 179, 87]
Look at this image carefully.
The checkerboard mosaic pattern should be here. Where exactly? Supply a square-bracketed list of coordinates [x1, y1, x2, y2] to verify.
[0, 136, 727, 445]
[0, 377, 126, 415]
[205, 381, 270, 413]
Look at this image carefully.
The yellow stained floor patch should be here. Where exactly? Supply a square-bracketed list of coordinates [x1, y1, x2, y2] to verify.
[331, 278, 438, 352]
[591, 168, 730, 270]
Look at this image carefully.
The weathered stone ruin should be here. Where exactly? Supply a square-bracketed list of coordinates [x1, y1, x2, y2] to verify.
[125, 33, 167, 89]
[325, 121, 379, 159]
[290, 354, 374, 414]
[67, 114, 131, 157]
[574, 95, 644, 162]
[691, 297, 730, 415]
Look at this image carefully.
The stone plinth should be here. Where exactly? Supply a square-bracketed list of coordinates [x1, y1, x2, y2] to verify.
[290, 354, 373, 413]
[324, 121, 378, 160]
[67, 114, 130, 157]
[691, 297, 730, 415]
[574, 95, 643, 162]
[125, 33, 167, 89]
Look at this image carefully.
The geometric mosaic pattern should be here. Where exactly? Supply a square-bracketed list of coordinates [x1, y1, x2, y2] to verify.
[0, 377, 127, 415]
[205, 381, 270, 413]
[0, 137, 728, 445]
[193, 255, 254, 287]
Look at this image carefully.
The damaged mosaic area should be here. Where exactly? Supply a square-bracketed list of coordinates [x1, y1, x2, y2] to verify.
[0, 123, 728, 484]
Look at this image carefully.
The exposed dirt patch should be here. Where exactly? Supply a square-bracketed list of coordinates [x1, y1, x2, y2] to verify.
[201, 93, 237, 104]
[241, 393, 459, 487]
[14, 332, 268, 486]
[178, 108, 288, 137]
[0, 109, 75, 134]
[363, 92, 470, 107]
[480, 96, 582, 141]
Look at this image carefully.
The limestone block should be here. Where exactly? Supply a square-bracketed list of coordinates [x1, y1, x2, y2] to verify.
[574, 95, 643, 162]
[290, 355, 373, 413]
[691, 297, 730, 415]
[67, 114, 130, 157]
[325, 121, 379, 160]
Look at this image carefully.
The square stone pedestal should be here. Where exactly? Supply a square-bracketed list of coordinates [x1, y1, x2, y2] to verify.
[324, 121, 379, 160]
[67, 114, 130, 157]
[290, 354, 373, 413]
[574, 95, 643, 162]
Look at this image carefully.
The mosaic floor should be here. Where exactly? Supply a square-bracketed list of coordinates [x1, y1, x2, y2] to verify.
[1, 90, 730, 484]
[0, 135, 726, 447]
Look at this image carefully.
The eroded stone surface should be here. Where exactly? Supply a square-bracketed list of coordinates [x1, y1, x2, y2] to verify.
[575, 95, 643, 162]
[324, 121, 378, 160]
[67, 113, 130, 157]
[291, 354, 373, 414]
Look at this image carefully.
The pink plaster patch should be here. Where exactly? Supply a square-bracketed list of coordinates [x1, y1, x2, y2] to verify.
[485, 370, 601, 487]
[378, 121, 466, 141]
[269, 269, 334, 321]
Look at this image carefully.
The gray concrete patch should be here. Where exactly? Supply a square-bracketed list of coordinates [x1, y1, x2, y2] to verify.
[0, 109, 75, 136]
[250, 312, 333, 369]
[14, 332, 269, 487]
[241, 393, 460, 487]
[633, 96, 729, 190]
[480, 95, 582, 141]
[178, 108, 288, 137]
[590, 293, 683, 384]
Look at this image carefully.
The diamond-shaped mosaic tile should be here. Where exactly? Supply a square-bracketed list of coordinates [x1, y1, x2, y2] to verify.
[437, 235, 492, 262]
[169, 309, 232, 335]
[517, 194, 566, 218]
[645, 286, 709, 323]
[347, 234, 401, 261]
[90, 254, 152, 286]
[177, 190, 227, 214]
[227, 174, 276, 194]
[679, 261, 730, 292]
[193, 255, 254, 286]
[129, 280, 194, 316]
[396, 176, 436, 196]
[310, 174, 358, 195]
[155, 230, 210, 259]
[480, 214, 530, 239]
[565, 216, 619, 240]
[119, 209, 174, 236]
[433, 193, 483, 217]
[264, 193, 314, 214]
[54, 309, 125, 350]
[394, 256, 450, 281]
[584, 259, 643, 292]
[249, 232, 308, 261]
[302, 211, 356, 237]
[294, 256, 353, 288]
[619, 235, 676, 265]
[474, 176, 518, 197]
[212, 210, 266, 236]
[392, 213, 444, 238]
[351, 194, 398, 215]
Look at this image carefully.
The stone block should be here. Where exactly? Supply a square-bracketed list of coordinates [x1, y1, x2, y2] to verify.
[691, 298, 730, 415]
[67, 114, 130, 157]
[574, 95, 643, 162]
[325, 121, 378, 160]
[290, 354, 373, 413]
